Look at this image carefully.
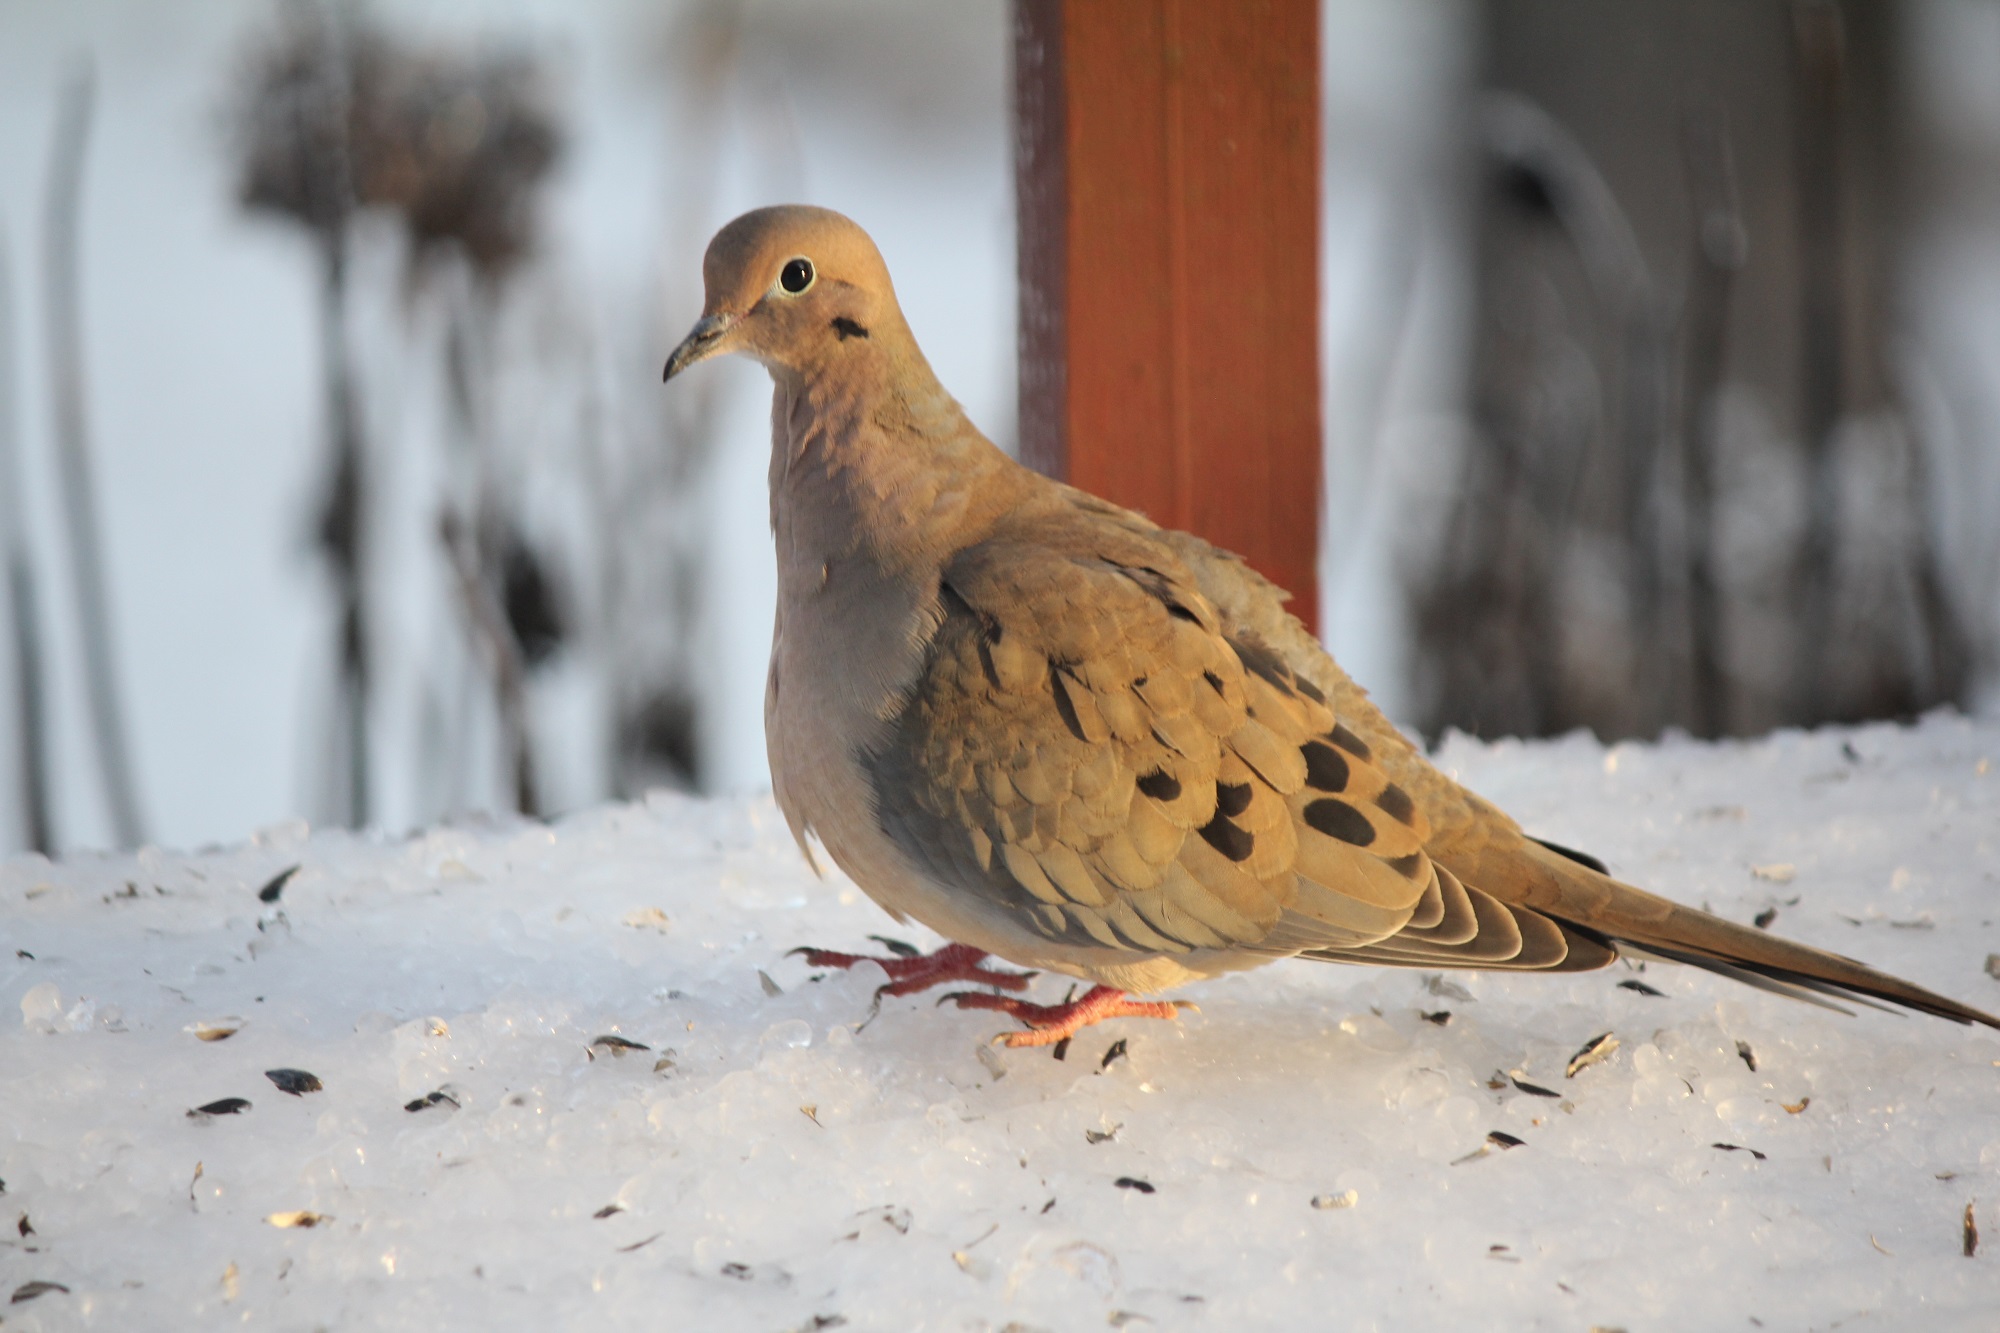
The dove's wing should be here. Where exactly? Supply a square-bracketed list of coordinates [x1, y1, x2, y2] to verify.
[1147, 523, 1999, 1024]
[865, 499, 1610, 974]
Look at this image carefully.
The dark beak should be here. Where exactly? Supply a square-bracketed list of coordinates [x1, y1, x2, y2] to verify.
[662, 311, 738, 382]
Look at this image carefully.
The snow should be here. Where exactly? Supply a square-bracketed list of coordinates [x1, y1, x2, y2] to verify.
[5, 714, 2000, 1330]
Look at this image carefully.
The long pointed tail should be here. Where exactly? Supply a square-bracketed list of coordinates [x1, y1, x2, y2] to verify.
[1477, 838, 2000, 1029]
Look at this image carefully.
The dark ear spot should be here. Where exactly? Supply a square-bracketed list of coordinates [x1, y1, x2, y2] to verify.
[831, 316, 870, 341]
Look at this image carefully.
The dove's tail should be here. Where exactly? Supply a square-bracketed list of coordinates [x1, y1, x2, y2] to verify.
[1501, 837, 2000, 1029]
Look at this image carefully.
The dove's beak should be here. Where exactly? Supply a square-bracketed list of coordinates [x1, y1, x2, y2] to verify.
[662, 311, 739, 381]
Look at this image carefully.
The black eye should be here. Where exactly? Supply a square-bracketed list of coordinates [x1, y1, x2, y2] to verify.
[779, 258, 814, 294]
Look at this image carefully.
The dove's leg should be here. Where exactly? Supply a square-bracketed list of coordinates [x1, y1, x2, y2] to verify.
[945, 985, 1194, 1048]
[790, 941, 1034, 998]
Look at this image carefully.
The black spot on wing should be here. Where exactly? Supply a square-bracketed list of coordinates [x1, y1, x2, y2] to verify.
[1108, 561, 1206, 626]
[831, 316, 869, 340]
[1304, 798, 1375, 847]
[1293, 676, 1326, 704]
[1230, 637, 1293, 692]
[1376, 783, 1415, 826]
[1137, 769, 1181, 802]
[1048, 664, 1089, 743]
[1197, 813, 1255, 862]
[1328, 723, 1372, 761]
[1301, 740, 1349, 792]
[1214, 781, 1252, 818]
[1531, 836, 1609, 876]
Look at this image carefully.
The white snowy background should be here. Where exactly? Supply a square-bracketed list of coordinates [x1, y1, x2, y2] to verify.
[5, 715, 1999, 1329]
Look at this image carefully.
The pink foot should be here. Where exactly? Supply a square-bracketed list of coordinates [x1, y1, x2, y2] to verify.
[944, 984, 1195, 1048]
[790, 941, 1034, 998]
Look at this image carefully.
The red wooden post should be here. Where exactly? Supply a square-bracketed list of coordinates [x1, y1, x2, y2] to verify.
[1015, 0, 1322, 633]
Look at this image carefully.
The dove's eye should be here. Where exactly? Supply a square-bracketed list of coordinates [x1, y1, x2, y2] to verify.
[779, 258, 815, 294]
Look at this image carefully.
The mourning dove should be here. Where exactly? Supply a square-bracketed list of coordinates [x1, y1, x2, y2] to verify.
[663, 205, 2000, 1048]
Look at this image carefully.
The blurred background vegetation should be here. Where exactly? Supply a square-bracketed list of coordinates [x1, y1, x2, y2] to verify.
[0, 0, 1996, 855]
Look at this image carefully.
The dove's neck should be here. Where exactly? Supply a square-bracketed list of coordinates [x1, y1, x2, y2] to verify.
[768, 343, 1034, 580]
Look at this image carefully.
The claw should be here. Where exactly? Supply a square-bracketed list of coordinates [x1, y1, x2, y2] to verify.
[945, 985, 1192, 1049]
[784, 941, 1035, 1002]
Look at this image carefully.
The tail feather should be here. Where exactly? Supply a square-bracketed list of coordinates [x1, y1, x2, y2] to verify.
[1456, 837, 2000, 1030]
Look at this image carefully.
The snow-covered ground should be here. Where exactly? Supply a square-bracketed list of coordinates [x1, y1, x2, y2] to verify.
[5, 715, 1999, 1330]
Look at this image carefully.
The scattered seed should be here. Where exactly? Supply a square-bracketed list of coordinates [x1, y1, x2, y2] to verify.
[1736, 1040, 1758, 1073]
[11, 1280, 69, 1304]
[1753, 907, 1778, 929]
[868, 935, 920, 958]
[264, 1068, 322, 1096]
[1782, 1097, 1811, 1114]
[187, 1018, 245, 1042]
[721, 1260, 754, 1281]
[1040, 1198, 1056, 1214]
[403, 1090, 459, 1112]
[1750, 864, 1796, 885]
[17, 1213, 33, 1237]
[1509, 1072, 1560, 1099]
[1100, 1038, 1130, 1070]
[265, 1210, 330, 1228]
[1618, 979, 1666, 997]
[652, 1055, 677, 1074]
[1106, 1313, 1150, 1329]
[616, 1233, 661, 1253]
[1965, 1202, 1979, 1258]
[14, 949, 31, 959]
[1310, 1190, 1359, 1210]
[188, 1098, 251, 1118]
[1711, 1142, 1766, 1161]
[1420, 1010, 1452, 1025]
[800, 1105, 822, 1127]
[1052, 1037, 1073, 1062]
[1085, 1123, 1122, 1145]
[1869, 1233, 1893, 1257]
[594, 1204, 624, 1219]
[1487, 1244, 1520, 1263]
[589, 1034, 650, 1055]
[256, 865, 301, 903]
[758, 970, 783, 997]
[1114, 1177, 1156, 1194]
[1486, 1131, 1526, 1150]
[1566, 1032, 1619, 1078]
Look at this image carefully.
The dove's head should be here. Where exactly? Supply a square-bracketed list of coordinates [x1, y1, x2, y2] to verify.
[663, 205, 906, 384]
